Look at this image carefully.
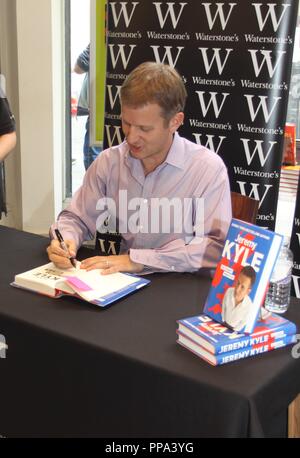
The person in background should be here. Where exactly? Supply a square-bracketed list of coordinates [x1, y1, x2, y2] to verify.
[74, 44, 102, 170]
[47, 62, 232, 275]
[0, 84, 16, 218]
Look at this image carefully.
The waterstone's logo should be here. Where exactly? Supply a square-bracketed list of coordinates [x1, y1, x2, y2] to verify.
[95, 191, 205, 237]
[109, 2, 140, 28]
[291, 335, 300, 359]
[0, 335, 7, 359]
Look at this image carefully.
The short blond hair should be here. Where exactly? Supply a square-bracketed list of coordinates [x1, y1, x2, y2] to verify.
[120, 62, 187, 123]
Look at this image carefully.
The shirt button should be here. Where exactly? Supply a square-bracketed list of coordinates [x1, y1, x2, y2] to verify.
[143, 199, 148, 204]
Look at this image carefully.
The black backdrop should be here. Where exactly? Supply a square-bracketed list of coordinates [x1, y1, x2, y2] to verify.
[103, 0, 299, 229]
[291, 178, 300, 298]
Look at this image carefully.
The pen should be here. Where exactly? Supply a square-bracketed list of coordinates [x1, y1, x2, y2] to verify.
[54, 229, 77, 268]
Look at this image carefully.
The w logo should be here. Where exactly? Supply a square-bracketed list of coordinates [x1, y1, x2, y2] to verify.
[192, 134, 226, 154]
[153, 2, 187, 29]
[105, 125, 123, 147]
[240, 138, 277, 167]
[199, 48, 233, 75]
[244, 94, 281, 123]
[108, 44, 136, 69]
[252, 3, 291, 32]
[107, 85, 122, 110]
[151, 46, 184, 67]
[196, 91, 230, 118]
[236, 182, 273, 208]
[109, 2, 140, 28]
[201, 2, 237, 30]
[97, 238, 119, 256]
[248, 49, 286, 78]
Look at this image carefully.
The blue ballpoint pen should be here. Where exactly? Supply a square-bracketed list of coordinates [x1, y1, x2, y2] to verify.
[54, 229, 77, 268]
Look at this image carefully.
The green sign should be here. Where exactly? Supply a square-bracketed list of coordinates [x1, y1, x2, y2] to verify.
[90, 0, 107, 145]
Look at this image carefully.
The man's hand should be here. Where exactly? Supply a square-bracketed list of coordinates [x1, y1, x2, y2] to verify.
[46, 239, 77, 269]
[80, 254, 144, 275]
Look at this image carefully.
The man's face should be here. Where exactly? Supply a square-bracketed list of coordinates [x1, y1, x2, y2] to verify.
[121, 103, 182, 167]
[234, 273, 252, 305]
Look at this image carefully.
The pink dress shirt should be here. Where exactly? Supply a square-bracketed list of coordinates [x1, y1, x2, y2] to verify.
[53, 133, 232, 272]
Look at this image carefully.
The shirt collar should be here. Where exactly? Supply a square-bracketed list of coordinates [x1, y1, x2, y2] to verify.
[164, 132, 185, 170]
[124, 131, 186, 173]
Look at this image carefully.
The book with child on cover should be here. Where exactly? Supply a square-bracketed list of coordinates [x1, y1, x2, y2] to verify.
[203, 218, 283, 334]
[12, 262, 150, 308]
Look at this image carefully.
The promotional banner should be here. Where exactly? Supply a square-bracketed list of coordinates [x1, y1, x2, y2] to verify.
[101, 0, 298, 229]
[290, 180, 300, 298]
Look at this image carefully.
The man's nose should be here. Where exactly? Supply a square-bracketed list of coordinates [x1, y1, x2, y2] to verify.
[126, 126, 139, 143]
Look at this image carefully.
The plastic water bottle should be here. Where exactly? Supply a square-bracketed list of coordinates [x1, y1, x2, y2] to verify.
[264, 240, 293, 314]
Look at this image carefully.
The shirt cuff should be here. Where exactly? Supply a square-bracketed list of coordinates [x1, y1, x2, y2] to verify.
[129, 248, 176, 273]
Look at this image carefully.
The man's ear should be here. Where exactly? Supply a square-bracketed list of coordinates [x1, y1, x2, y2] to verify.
[169, 112, 184, 133]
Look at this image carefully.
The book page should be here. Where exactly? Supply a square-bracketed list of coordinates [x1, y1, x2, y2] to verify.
[65, 269, 140, 302]
[14, 262, 77, 296]
[14, 262, 147, 304]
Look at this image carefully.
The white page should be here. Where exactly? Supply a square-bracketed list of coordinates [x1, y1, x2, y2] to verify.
[66, 269, 140, 302]
[14, 262, 77, 295]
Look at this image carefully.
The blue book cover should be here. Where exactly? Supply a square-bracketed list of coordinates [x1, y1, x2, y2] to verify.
[203, 218, 283, 334]
[177, 313, 297, 355]
[65, 270, 150, 307]
[177, 331, 296, 366]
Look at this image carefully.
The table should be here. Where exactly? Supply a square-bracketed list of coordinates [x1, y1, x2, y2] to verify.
[0, 226, 300, 438]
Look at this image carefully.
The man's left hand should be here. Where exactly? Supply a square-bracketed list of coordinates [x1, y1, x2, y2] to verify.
[80, 254, 144, 275]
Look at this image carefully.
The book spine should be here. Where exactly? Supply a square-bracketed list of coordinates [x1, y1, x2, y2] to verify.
[215, 325, 296, 355]
[216, 334, 296, 365]
[178, 319, 297, 355]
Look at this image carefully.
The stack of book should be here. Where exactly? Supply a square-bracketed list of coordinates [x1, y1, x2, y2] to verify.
[177, 313, 297, 366]
[176, 218, 297, 365]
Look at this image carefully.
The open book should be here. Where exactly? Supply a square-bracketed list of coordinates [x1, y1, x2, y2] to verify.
[12, 262, 150, 307]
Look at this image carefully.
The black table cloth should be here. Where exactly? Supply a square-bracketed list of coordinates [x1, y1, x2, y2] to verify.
[0, 226, 300, 438]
